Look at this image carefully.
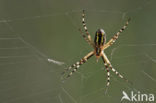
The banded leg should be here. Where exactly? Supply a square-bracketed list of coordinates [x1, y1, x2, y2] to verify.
[79, 28, 95, 48]
[102, 52, 130, 83]
[82, 10, 92, 42]
[101, 57, 111, 87]
[102, 18, 131, 50]
[62, 51, 94, 78]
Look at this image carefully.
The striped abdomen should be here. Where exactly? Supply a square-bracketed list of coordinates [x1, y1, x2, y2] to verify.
[94, 29, 106, 56]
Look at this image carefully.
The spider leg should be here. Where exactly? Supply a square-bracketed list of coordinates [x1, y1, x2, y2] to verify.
[101, 56, 110, 87]
[102, 52, 131, 84]
[102, 18, 131, 50]
[82, 10, 92, 42]
[79, 28, 95, 48]
[62, 51, 94, 78]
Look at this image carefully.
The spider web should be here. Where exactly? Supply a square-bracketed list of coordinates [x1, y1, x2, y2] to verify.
[0, 0, 156, 103]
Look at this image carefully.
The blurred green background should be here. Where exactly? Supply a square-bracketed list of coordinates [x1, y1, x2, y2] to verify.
[0, 0, 156, 103]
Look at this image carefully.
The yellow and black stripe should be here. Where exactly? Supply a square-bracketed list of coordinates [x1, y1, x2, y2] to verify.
[94, 29, 106, 46]
[94, 29, 106, 55]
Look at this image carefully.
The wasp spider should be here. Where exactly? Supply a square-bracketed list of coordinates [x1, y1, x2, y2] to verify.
[62, 10, 131, 88]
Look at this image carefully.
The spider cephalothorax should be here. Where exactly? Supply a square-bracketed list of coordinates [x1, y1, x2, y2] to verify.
[62, 10, 131, 88]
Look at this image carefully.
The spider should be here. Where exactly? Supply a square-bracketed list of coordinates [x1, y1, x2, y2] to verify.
[62, 10, 131, 88]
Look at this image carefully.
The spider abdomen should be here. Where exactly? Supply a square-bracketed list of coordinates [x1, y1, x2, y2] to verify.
[94, 29, 106, 46]
[94, 29, 106, 56]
